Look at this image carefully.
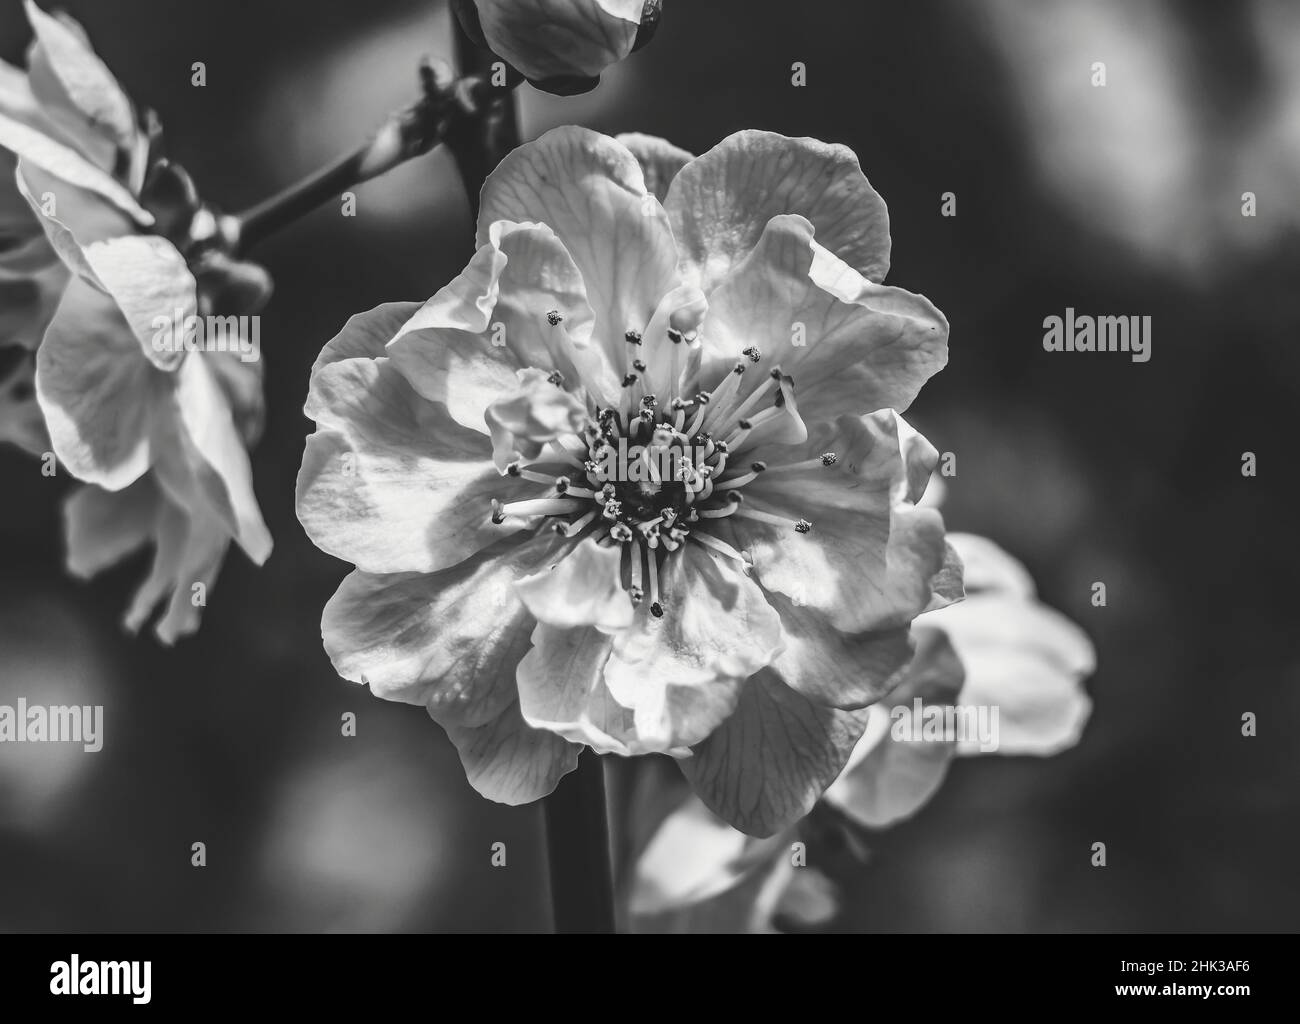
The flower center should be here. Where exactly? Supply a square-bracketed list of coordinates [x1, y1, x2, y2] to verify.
[490, 332, 834, 615]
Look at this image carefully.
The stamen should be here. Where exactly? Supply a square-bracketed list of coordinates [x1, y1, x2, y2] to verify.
[715, 462, 766, 491]
[498, 497, 584, 518]
[564, 508, 599, 537]
[630, 546, 644, 603]
[546, 310, 564, 326]
[763, 452, 839, 474]
[691, 531, 751, 568]
[647, 551, 661, 615]
[732, 507, 809, 531]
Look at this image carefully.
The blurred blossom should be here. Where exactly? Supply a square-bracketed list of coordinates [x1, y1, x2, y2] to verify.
[258, 737, 455, 932]
[974, 0, 1300, 272]
[633, 533, 1095, 932]
[0, 2, 272, 642]
[297, 126, 954, 836]
[454, 0, 659, 95]
[0, 596, 111, 831]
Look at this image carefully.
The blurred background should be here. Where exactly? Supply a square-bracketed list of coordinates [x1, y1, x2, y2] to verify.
[1, 0, 1297, 932]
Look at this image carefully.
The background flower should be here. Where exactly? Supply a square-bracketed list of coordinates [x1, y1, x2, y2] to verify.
[632, 533, 1095, 931]
[0, 1, 272, 642]
[454, 0, 657, 94]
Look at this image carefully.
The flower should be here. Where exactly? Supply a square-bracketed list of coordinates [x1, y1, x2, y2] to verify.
[453, 0, 660, 94]
[298, 125, 953, 835]
[0, 1, 272, 642]
[632, 532, 1095, 931]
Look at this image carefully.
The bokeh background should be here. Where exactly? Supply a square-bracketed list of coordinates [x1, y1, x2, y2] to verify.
[2, 0, 1298, 932]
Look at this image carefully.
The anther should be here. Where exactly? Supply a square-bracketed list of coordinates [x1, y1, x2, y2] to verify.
[795, 519, 812, 534]
[622, 373, 639, 387]
[547, 370, 565, 387]
[821, 452, 837, 466]
[625, 329, 643, 345]
[667, 328, 684, 344]
[650, 602, 664, 618]
[742, 346, 761, 363]
[632, 359, 647, 373]
[546, 310, 563, 326]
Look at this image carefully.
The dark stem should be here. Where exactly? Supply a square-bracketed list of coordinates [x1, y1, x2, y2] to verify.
[446, 15, 520, 224]
[543, 749, 616, 934]
[232, 59, 516, 254]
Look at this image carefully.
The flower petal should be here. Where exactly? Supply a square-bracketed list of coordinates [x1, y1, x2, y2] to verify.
[515, 535, 634, 632]
[296, 356, 534, 574]
[762, 587, 914, 710]
[485, 367, 589, 470]
[698, 213, 948, 420]
[631, 795, 778, 915]
[389, 221, 618, 426]
[477, 127, 679, 377]
[440, 697, 581, 805]
[601, 543, 784, 751]
[823, 627, 965, 828]
[169, 353, 272, 564]
[23, 0, 140, 179]
[82, 234, 195, 371]
[681, 668, 872, 838]
[921, 598, 1094, 757]
[322, 529, 567, 726]
[472, 0, 641, 81]
[63, 477, 158, 578]
[667, 130, 891, 295]
[616, 133, 694, 204]
[728, 410, 947, 633]
[313, 301, 422, 373]
[516, 622, 640, 755]
[34, 275, 163, 489]
[0, 110, 150, 225]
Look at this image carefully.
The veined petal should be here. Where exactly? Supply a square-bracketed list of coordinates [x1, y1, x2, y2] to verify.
[515, 535, 634, 632]
[763, 587, 914, 710]
[698, 214, 947, 420]
[313, 301, 422, 374]
[473, 0, 641, 81]
[34, 275, 163, 489]
[322, 529, 567, 726]
[823, 627, 965, 828]
[667, 131, 891, 295]
[485, 367, 589, 470]
[82, 234, 195, 372]
[516, 622, 642, 755]
[440, 697, 581, 805]
[389, 221, 617, 424]
[730, 410, 947, 633]
[616, 133, 694, 204]
[296, 357, 535, 574]
[681, 668, 872, 838]
[478, 127, 680, 376]
[601, 543, 784, 752]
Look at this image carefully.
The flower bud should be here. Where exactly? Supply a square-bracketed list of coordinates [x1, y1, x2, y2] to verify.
[454, 1, 659, 95]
